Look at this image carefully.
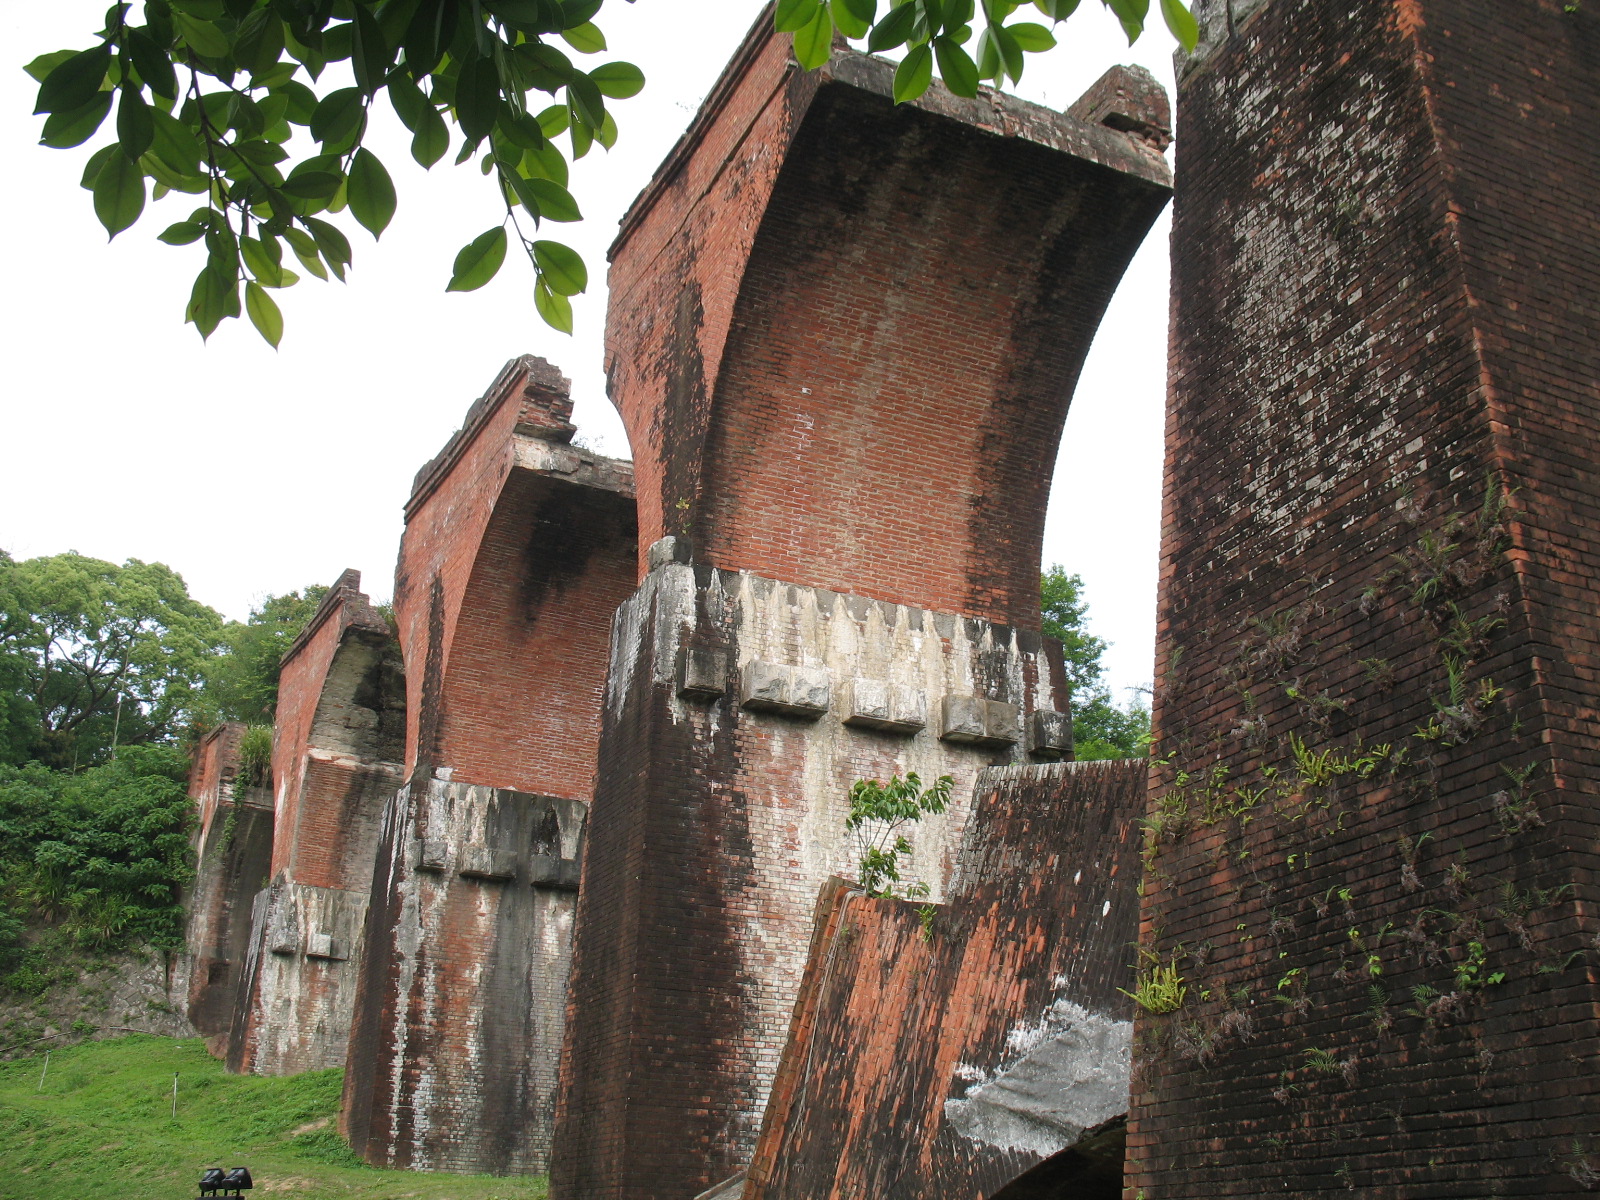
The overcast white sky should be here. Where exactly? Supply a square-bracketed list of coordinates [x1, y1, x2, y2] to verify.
[0, 1, 1174, 704]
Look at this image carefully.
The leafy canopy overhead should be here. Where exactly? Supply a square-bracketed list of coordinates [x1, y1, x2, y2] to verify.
[27, 0, 1193, 347]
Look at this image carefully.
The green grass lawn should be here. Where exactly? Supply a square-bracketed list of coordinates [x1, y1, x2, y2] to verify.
[0, 1034, 549, 1199]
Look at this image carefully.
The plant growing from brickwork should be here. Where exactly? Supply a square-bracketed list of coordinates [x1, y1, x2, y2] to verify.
[235, 723, 272, 787]
[1127, 476, 1593, 1166]
[844, 772, 951, 900]
[24, 0, 1196, 345]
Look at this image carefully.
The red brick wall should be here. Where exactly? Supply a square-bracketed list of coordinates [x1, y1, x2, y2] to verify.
[393, 357, 637, 797]
[604, 22, 1171, 629]
[436, 470, 636, 796]
[1129, 0, 1600, 1194]
[270, 569, 393, 878]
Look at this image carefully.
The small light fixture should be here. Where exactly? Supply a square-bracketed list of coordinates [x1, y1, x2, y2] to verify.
[200, 1167, 253, 1196]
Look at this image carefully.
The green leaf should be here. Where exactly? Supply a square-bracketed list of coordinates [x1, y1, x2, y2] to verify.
[309, 87, 365, 144]
[536, 103, 570, 137]
[595, 109, 618, 149]
[241, 236, 286, 286]
[532, 238, 586, 294]
[933, 36, 979, 96]
[24, 49, 77, 85]
[560, 21, 607, 52]
[893, 42, 933, 103]
[1159, 0, 1199, 52]
[1033, 0, 1082, 18]
[158, 220, 207, 245]
[92, 151, 146, 239]
[386, 72, 424, 133]
[793, 4, 835, 69]
[275, 80, 319, 125]
[79, 145, 115, 189]
[350, 3, 391, 94]
[774, 0, 822, 33]
[279, 172, 343, 200]
[1104, 0, 1148, 43]
[1006, 20, 1057, 50]
[149, 108, 203, 174]
[40, 93, 112, 149]
[245, 282, 284, 346]
[173, 13, 231, 58]
[522, 141, 569, 186]
[566, 74, 606, 128]
[560, 0, 604, 27]
[116, 86, 155, 160]
[589, 61, 645, 99]
[305, 216, 352, 277]
[446, 226, 508, 292]
[235, 7, 287, 79]
[169, 0, 226, 19]
[991, 23, 1025, 80]
[412, 103, 450, 167]
[867, 2, 918, 51]
[534, 276, 573, 333]
[125, 29, 179, 99]
[282, 226, 330, 280]
[525, 177, 582, 222]
[499, 111, 550, 149]
[453, 54, 501, 142]
[830, 0, 876, 38]
[975, 26, 1001, 79]
[347, 148, 396, 238]
[34, 45, 111, 115]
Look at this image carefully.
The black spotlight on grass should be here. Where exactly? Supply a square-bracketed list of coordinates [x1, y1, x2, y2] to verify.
[197, 1167, 252, 1198]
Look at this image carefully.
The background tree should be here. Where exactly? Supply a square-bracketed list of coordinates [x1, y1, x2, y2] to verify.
[1041, 564, 1150, 759]
[0, 745, 195, 989]
[25, 0, 1192, 345]
[0, 553, 226, 769]
[202, 583, 328, 723]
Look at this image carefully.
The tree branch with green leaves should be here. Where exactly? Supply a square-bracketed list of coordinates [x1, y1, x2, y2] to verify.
[27, 0, 1191, 346]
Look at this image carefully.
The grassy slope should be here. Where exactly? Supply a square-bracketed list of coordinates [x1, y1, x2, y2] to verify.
[0, 1035, 549, 1199]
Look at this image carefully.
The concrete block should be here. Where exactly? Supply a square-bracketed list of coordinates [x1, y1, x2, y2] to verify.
[741, 661, 830, 719]
[647, 535, 694, 571]
[790, 666, 832, 716]
[412, 838, 449, 873]
[677, 647, 728, 701]
[984, 700, 1021, 747]
[530, 853, 582, 891]
[459, 847, 519, 882]
[305, 931, 347, 961]
[844, 680, 926, 734]
[940, 696, 1020, 748]
[269, 935, 298, 956]
[1028, 709, 1072, 759]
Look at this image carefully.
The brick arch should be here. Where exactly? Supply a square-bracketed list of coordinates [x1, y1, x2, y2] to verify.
[602, 15, 1171, 629]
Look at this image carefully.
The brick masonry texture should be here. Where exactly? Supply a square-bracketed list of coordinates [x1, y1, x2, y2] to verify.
[229, 571, 406, 1076]
[602, 12, 1172, 629]
[393, 356, 637, 795]
[339, 357, 637, 1174]
[552, 557, 1077, 1200]
[342, 779, 586, 1175]
[1129, 0, 1600, 1195]
[183, 723, 275, 1044]
[740, 759, 1145, 1200]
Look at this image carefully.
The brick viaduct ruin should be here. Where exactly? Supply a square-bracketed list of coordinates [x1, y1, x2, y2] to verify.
[179, 1, 1599, 1196]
